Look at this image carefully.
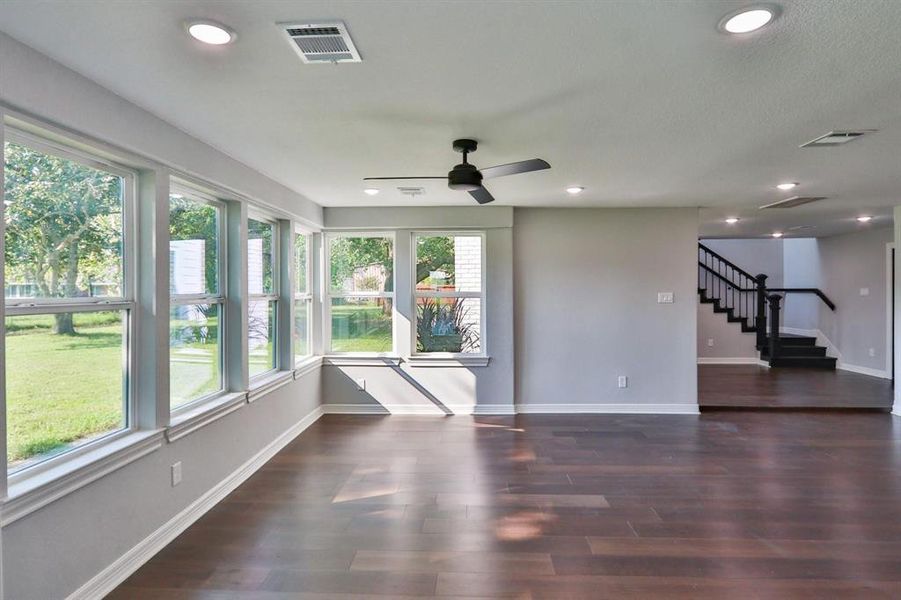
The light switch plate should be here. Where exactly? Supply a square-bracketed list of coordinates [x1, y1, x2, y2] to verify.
[657, 292, 674, 304]
[617, 375, 628, 388]
[707, 338, 714, 347]
[171, 461, 182, 487]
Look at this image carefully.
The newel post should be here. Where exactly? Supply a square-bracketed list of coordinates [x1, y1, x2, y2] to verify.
[767, 294, 782, 365]
[755, 273, 768, 350]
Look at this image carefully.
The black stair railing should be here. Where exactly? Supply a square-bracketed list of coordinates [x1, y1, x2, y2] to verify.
[698, 242, 837, 365]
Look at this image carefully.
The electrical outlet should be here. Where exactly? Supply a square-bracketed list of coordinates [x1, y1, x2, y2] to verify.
[707, 338, 714, 347]
[617, 375, 628, 388]
[171, 461, 182, 487]
[355, 378, 366, 391]
[657, 292, 674, 304]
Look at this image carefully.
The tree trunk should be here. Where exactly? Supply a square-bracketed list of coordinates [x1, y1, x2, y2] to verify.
[54, 312, 76, 335]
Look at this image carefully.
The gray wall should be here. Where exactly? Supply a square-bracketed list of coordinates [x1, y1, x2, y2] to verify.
[514, 208, 698, 409]
[782, 238, 821, 330]
[816, 226, 893, 372]
[702, 239, 784, 287]
[697, 302, 758, 360]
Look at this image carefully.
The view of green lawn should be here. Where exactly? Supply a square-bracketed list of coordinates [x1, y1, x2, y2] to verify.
[330, 303, 392, 352]
[5, 312, 124, 469]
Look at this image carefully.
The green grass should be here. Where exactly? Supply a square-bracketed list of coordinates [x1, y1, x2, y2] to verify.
[6, 313, 124, 468]
[330, 303, 392, 352]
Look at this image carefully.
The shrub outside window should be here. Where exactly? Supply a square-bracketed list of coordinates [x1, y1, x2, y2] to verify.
[413, 233, 484, 355]
[326, 234, 394, 353]
[168, 188, 225, 410]
[3, 131, 134, 473]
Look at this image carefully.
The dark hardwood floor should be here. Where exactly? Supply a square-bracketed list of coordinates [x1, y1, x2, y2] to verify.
[700, 364, 894, 409]
[109, 411, 901, 599]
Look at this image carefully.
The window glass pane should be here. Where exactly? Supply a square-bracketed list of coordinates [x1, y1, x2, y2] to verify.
[170, 303, 221, 409]
[248, 218, 275, 295]
[415, 235, 481, 293]
[4, 141, 124, 300]
[249, 299, 276, 376]
[294, 299, 310, 360]
[295, 233, 308, 295]
[169, 195, 219, 296]
[329, 236, 393, 293]
[416, 297, 481, 353]
[6, 311, 126, 472]
[330, 297, 393, 352]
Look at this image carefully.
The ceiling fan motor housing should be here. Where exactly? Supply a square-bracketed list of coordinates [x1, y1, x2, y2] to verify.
[448, 162, 483, 191]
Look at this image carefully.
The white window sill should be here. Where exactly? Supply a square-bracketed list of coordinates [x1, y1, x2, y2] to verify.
[294, 355, 323, 379]
[247, 370, 295, 402]
[323, 355, 402, 367]
[3, 429, 165, 526]
[167, 391, 248, 442]
[406, 355, 491, 367]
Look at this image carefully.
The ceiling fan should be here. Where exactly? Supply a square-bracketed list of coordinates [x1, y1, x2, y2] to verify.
[363, 139, 550, 204]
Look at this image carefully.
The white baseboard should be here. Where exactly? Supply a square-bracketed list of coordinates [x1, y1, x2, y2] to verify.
[322, 403, 516, 415]
[698, 357, 759, 365]
[837, 362, 890, 379]
[66, 405, 325, 600]
[515, 403, 700, 415]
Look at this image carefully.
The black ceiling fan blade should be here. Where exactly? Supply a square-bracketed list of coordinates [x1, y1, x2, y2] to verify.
[480, 158, 551, 179]
[469, 186, 495, 205]
[363, 176, 447, 181]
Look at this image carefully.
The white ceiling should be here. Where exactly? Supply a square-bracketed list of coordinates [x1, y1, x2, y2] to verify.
[1, 0, 900, 238]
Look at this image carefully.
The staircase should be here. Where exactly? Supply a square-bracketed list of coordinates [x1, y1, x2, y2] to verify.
[698, 243, 837, 369]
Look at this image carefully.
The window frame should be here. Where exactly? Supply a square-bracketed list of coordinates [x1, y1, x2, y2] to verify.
[323, 231, 396, 356]
[168, 184, 228, 413]
[411, 230, 487, 358]
[3, 127, 138, 479]
[293, 224, 313, 363]
[246, 210, 280, 379]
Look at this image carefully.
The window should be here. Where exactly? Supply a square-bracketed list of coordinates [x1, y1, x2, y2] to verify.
[248, 215, 278, 377]
[413, 233, 484, 355]
[326, 234, 394, 353]
[3, 132, 133, 472]
[169, 189, 224, 409]
[294, 229, 312, 362]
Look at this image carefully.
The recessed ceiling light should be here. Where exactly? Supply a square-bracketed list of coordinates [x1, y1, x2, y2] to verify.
[565, 186, 584, 195]
[187, 21, 236, 45]
[725, 217, 740, 224]
[776, 182, 798, 191]
[363, 188, 380, 196]
[771, 231, 784, 238]
[719, 6, 778, 34]
[857, 216, 873, 223]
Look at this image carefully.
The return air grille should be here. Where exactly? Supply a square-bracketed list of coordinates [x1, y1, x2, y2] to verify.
[759, 196, 827, 209]
[800, 130, 876, 147]
[279, 21, 361, 64]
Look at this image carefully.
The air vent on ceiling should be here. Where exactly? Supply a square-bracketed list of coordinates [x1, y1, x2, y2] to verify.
[800, 130, 876, 147]
[788, 225, 817, 231]
[759, 196, 827, 209]
[279, 21, 361, 64]
[397, 187, 425, 197]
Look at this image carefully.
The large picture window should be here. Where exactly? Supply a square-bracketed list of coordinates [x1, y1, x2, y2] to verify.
[326, 234, 394, 353]
[294, 228, 312, 362]
[4, 132, 133, 472]
[248, 215, 278, 377]
[168, 188, 224, 409]
[413, 233, 484, 355]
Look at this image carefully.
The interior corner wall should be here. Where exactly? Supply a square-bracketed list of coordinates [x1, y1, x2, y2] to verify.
[320, 207, 515, 414]
[514, 208, 698, 410]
